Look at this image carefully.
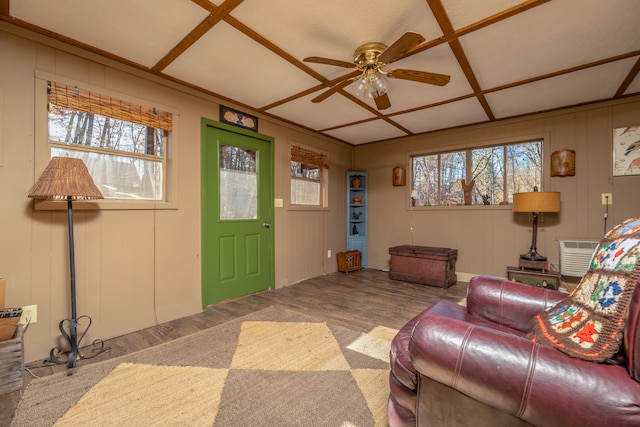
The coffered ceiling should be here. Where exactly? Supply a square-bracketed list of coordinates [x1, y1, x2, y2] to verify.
[3, 0, 640, 145]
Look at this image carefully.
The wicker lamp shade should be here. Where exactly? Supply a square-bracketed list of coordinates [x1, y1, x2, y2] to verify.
[28, 157, 103, 200]
[512, 191, 560, 213]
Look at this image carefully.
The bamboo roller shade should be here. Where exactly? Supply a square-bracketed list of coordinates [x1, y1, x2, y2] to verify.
[291, 145, 328, 169]
[48, 82, 173, 131]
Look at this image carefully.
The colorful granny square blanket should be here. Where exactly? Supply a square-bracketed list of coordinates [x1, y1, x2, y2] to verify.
[530, 217, 640, 362]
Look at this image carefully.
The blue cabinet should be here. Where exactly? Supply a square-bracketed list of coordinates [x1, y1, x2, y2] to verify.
[347, 171, 367, 267]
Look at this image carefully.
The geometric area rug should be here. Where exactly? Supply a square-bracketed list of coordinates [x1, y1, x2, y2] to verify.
[11, 307, 396, 426]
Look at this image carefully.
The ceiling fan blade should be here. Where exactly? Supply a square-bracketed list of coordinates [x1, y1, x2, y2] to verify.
[374, 92, 391, 110]
[387, 69, 450, 86]
[311, 78, 354, 103]
[303, 56, 355, 69]
[378, 32, 425, 64]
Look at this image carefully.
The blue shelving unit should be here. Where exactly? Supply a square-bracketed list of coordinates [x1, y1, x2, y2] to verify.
[347, 171, 367, 267]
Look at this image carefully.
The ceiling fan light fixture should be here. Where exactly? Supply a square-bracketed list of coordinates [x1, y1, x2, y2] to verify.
[353, 74, 369, 98]
[353, 69, 390, 100]
[369, 72, 390, 97]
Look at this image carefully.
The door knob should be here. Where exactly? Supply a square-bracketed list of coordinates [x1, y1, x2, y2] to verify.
[263, 222, 271, 228]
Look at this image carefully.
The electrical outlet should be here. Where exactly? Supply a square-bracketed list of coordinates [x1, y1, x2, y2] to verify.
[20, 304, 37, 324]
[327, 250, 332, 258]
[601, 193, 613, 205]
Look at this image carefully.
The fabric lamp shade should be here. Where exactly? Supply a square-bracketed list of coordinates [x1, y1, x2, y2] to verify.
[512, 191, 560, 213]
[28, 157, 103, 200]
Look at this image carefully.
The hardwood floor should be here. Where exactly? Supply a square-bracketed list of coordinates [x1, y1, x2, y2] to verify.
[0, 269, 468, 426]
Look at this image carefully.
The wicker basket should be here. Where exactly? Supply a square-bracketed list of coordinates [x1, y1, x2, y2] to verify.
[0, 324, 24, 396]
[337, 250, 362, 273]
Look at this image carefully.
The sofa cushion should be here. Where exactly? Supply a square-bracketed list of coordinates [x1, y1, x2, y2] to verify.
[530, 217, 640, 362]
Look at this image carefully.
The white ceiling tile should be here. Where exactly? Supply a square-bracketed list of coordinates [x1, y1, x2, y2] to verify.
[460, 0, 640, 89]
[391, 98, 489, 134]
[163, 22, 320, 108]
[323, 120, 408, 145]
[441, 0, 524, 29]
[266, 93, 374, 131]
[10, 0, 209, 68]
[486, 58, 637, 118]
[231, 0, 443, 81]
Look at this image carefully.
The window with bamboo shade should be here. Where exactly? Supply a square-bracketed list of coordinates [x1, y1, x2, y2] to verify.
[290, 145, 328, 207]
[47, 81, 172, 201]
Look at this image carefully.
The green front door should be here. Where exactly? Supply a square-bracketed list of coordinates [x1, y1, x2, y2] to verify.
[201, 120, 274, 308]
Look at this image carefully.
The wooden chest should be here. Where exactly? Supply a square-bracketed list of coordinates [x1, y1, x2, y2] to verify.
[389, 245, 457, 289]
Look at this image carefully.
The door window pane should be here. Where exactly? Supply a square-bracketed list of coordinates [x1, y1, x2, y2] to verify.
[220, 145, 257, 220]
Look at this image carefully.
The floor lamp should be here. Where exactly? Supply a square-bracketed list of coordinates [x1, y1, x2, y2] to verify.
[512, 188, 560, 269]
[28, 157, 107, 375]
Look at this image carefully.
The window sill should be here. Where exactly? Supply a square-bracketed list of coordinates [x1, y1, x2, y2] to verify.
[408, 204, 513, 211]
[32, 199, 178, 211]
[288, 205, 330, 212]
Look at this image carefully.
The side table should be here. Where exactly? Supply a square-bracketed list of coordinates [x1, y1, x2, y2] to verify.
[507, 266, 561, 291]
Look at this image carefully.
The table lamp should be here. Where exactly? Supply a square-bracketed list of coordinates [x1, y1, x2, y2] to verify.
[28, 157, 107, 375]
[512, 188, 560, 267]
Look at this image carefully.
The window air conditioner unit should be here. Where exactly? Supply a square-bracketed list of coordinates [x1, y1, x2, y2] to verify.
[558, 240, 599, 277]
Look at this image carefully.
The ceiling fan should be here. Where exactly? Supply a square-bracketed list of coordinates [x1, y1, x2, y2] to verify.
[304, 32, 450, 110]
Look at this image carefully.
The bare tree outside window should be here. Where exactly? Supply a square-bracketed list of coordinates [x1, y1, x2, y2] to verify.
[472, 146, 504, 204]
[440, 151, 466, 204]
[220, 145, 257, 219]
[411, 140, 542, 206]
[290, 145, 326, 207]
[47, 82, 170, 201]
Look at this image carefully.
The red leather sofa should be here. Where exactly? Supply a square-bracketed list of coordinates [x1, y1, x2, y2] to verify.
[388, 275, 640, 426]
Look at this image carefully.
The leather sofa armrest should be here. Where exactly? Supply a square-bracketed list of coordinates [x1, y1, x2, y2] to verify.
[409, 314, 640, 426]
[466, 276, 565, 333]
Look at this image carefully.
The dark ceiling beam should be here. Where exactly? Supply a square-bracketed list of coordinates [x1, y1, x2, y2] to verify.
[385, 50, 640, 120]
[452, 0, 551, 40]
[482, 49, 640, 96]
[615, 57, 640, 99]
[427, 0, 495, 121]
[152, 0, 244, 72]
[223, 14, 330, 86]
[260, 70, 361, 111]
[397, 0, 552, 62]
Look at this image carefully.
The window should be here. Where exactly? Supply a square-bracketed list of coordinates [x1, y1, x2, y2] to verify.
[47, 82, 172, 200]
[290, 145, 328, 207]
[219, 144, 257, 219]
[411, 140, 542, 206]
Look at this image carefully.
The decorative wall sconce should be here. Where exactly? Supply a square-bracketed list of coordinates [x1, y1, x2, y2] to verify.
[550, 149, 575, 177]
[393, 167, 406, 186]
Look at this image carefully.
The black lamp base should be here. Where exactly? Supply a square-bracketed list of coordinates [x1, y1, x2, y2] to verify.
[48, 315, 108, 375]
[519, 250, 547, 262]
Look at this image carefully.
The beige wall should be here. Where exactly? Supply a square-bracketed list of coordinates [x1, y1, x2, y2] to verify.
[354, 98, 640, 279]
[2, 22, 639, 363]
[0, 24, 350, 362]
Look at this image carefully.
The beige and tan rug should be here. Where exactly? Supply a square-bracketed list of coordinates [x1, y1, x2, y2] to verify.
[12, 307, 395, 426]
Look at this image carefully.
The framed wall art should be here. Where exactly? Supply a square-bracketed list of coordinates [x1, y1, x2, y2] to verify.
[220, 105, 258, 132]
[613, 126, 640, 176]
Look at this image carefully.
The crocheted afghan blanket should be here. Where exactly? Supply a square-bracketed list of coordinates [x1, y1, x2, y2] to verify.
[530, 217, 640, 362]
